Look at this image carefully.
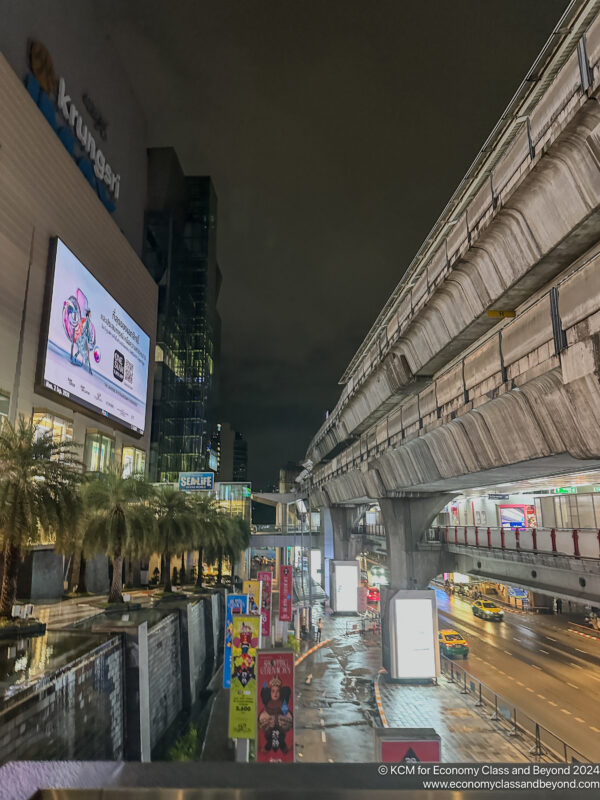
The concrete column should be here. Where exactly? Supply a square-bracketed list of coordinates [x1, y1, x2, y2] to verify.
[322, 505, 357, 596]
[379, 495, 454, 590]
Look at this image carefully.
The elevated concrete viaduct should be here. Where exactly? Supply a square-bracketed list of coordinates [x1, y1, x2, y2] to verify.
[302, 1, 600, 600]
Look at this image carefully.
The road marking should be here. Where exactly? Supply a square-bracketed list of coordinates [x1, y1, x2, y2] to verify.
[574, 717, 585, 724]
[570, 662, 582, 669]
[561, 709, 572, 715]
[539, 649, 549, 654]
[590, 726, 600, 733]
[549, 701, 558, 707]
[576, 648, 587, 654]
[507, 675, 515, 680]
[298, 752, 304, 758]
[504, 650, 512, 655]
[546, 636, 557, 641]
[320, 719, 325, 727]
[537, 694, 546, 700]
[328, 758, 334, 763]
[516, 681, 525, 686]
[497, 670, 506, 675]
[567, 682, 579, 690]
[531, 664, 542, 670]
[589, 674, 600, 682]
[526, 687, 535, 693]
[321, 731, 327, 742]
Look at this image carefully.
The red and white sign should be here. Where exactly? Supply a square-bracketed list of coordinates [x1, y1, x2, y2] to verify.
[258, 570, 273, 637]
[381, 739, 440, 762]
[279, 565, 293, 622]
[256, 650, 294, 762]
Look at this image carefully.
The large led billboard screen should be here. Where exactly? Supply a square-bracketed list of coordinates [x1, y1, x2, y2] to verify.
[330, 561, 359, 613]
[40, 239, 150, 434]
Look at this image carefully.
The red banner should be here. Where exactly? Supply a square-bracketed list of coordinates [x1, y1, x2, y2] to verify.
[256, 650, 294, 762]
[258, 570, 273, 637]
[279, 565, 293, 622]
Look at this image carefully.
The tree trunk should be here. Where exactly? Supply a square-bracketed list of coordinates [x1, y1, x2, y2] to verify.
[76, 551, 88, 594]
[0, 541, 21, 618]
[164, 552, 172, 592]
[217, 552, 223, 584]
[195, 548, 204, 587]
[109, 553, 124, 603]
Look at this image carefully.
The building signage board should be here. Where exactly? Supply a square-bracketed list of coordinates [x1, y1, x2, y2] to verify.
[243, 580, 262, 617]
[228, 615, 260, 740]
[178, 472, 214, 491]
[388, 590, 439, 681]
[279, 566, 293, 622]
[40, 238, 150, 434]
[256, 650, 295, 763]
[257, 570, 273, 638]
[223, 594, 248, 689]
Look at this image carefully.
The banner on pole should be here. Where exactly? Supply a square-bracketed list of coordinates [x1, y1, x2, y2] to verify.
[256, 650, 295, 762]
[279, 565, 293, 622]
[257, 570, 273, 637]
[243, 579, 262, 616]
[228, 615, 260, 739]
[223, 593, 248, 689]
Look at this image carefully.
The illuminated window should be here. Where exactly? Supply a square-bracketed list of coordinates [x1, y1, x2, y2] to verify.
[33, 410, 73, 444]
[122, 446, 146, 477]
[84, 431, 115, 472]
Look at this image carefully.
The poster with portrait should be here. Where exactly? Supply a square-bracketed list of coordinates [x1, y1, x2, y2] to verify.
[243, 579, 262, 616]
[257, 570, 273, 637]
[223, 593, 248, 689]
[279, 565, 293, 622]
[228, 615, 260, 739]
[256, 650, 295, 762]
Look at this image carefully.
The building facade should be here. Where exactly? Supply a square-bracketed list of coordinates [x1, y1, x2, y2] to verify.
[144, 149, 222, 483]
[0, 19, 157, 476]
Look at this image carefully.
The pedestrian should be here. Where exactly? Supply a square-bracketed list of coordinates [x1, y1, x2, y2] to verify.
[316, 618, 323, 642]
[556, 598, 562, 614]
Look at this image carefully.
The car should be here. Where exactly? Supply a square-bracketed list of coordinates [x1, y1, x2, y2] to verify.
[367, 586, 380, 604]
[438, 629, 469, 659]
[472, 599, 504, 621]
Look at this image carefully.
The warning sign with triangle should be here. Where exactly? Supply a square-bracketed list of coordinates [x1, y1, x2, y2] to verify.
[402, 747, 420, 762]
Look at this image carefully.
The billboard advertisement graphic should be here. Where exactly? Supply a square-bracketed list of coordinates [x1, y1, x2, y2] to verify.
[243, 580, 262, 616]
[41, 239, 150, 434]
[279, 565, 293, 623]
[256, 650, 294, 762]
[228, 615, 260, 739]
[257, 570, 272, 637]
[223, 594, 248, 689]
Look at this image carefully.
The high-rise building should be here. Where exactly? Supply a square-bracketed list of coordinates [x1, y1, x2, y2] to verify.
[215, 422, 248, 482]
[143, 149, 221, 482]
[233, 431, 248, 482]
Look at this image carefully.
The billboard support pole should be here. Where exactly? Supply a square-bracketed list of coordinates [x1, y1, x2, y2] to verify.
[235, 738, 249, 762]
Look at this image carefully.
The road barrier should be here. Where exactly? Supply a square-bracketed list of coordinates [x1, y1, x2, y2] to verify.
[440, 656, 589, 763]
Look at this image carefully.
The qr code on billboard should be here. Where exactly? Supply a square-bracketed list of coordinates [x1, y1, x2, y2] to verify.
[124, 359, 134, 384]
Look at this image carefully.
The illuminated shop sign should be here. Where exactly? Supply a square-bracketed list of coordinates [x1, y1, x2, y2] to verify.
[178, 472, 214, 491]
[25, 41, 120, 213]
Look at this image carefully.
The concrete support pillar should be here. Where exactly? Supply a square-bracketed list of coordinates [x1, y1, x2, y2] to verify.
[322, 505, 357, 597]
[379, 495, 454, 590]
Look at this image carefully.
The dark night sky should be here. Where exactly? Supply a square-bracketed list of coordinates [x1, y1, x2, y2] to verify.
[106, 1, 568, 488]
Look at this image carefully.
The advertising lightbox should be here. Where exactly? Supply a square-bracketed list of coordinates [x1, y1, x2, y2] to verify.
[388, 590, 440, 681]
[40, 239, 150, 434]
[330, 561, 359, 614]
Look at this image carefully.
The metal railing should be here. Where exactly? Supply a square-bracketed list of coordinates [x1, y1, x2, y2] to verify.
[440, 656, 589, 763]
[427, 525, 600, 560]
[351, 523, 386, 538]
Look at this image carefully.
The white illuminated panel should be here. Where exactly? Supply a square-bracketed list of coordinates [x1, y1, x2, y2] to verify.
[331, 561, 359, 613]
[389, 590, 439, 680]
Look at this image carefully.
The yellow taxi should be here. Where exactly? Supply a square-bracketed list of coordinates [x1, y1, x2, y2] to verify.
[472, 598, 504, 621]
[438, 629, 469, 659]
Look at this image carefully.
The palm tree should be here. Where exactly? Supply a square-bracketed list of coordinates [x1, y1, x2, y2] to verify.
[82, 467, 156, 603]
[190, 494, 222, 587]
[152, 486, 198, 592]
[0, 416, 83, 618]
[226, 516, 251, 583]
